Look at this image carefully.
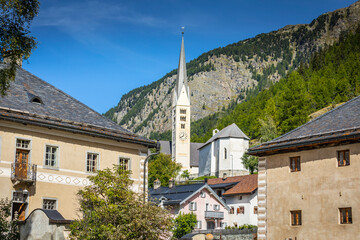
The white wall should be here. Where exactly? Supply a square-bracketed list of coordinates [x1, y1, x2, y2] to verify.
[224, 190, 258, 226]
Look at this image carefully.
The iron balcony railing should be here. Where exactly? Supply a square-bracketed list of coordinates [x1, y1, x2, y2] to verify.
[205, 211, 224, 219]
[11, 162, 37, 184]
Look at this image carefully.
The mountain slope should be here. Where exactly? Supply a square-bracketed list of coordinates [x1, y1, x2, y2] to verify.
[105, 1, 360, 137]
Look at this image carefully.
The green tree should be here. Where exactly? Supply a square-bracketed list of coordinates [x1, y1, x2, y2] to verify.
[0, 0, 40, 95]
[241, 153, 258, 174]
[180, 170, 190, 181]
[70, 166, 173, 240]
[148, 153, 181, 188]
[172, 212, 197, 239]
[258, 115, 278, 143]
[0, 198, 19, 240]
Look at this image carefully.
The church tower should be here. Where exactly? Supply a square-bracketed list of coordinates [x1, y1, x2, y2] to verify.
[172, 30, 191, 171]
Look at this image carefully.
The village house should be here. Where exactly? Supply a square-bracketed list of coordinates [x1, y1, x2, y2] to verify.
[198, 123, 249, 178]
[149, 180, 230, 230]
[0, 67, 156, 220]
[248, 96, 360, 240]
[208, 174, 258, 227]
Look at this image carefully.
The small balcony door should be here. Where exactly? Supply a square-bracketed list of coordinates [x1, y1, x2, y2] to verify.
[15, 149, 29, 179]
[207, 221, 215, 230]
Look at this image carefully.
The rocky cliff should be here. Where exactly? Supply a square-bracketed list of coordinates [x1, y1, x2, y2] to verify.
[105, 1, 360, 138]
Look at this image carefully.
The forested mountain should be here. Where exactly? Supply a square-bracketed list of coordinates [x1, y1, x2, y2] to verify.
[190, 26, 360, 143]
[105, 1, 360, 138]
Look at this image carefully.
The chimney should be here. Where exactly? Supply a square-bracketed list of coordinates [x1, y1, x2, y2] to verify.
[154, 179, 161, 190]
[223, 173, 227, 180]
[212, 129, 219, 136]
[168, 178, 175, 189]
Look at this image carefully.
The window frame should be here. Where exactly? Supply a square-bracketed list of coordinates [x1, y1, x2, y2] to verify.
[254, 206, 258, 214]
[237, 206, 244, 215]
[86, 152, 100, 173]
[290, 156, 301, 172]
[339, 207, 352, 224]
[189, 202, 197, 211]
[337, 150, 350, 167]
[290, 210, 302, 226]
[44, 144, 59, 169]
[119, 157, 131, 171]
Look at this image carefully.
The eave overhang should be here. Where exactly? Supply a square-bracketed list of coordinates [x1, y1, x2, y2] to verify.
[0, 108, 156, 148]
[248, 128, 360, 157]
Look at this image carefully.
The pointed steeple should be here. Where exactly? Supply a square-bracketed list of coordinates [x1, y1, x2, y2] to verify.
[173, 29, 189, 105]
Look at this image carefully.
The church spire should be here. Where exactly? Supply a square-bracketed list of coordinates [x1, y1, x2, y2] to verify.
[174, 28, 189, 105]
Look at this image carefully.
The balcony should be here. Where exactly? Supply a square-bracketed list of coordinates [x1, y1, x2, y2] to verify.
[11, 162, 37, 185]
[205, 211, 224, 219]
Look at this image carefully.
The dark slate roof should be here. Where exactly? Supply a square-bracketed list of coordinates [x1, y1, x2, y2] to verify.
[249, 95, 360, 156]
[199, 123, 249, 149]
[149, 183, 205, 205]
[158, 141, 201, 167]
[0, 66, 155, 147]
[20, 209, 72, 224]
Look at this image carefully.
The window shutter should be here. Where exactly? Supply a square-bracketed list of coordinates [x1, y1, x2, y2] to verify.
[128, 158, 132, 171]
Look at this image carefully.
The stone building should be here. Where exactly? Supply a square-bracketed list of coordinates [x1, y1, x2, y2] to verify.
[248, 96, 360, 240]
[198, 123, 249, 178]
[0, 67, 155, 220]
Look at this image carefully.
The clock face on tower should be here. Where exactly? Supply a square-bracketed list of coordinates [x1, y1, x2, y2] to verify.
[179, 131, 187, 140]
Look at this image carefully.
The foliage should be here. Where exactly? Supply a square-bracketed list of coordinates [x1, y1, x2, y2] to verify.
[180, 170, 190, 181]
[0, 198, 19, 240]
[149, 130, 171, 141]
[148, 153, 181, 188]
[172, 212, 197, 239]
[241, 153, 258, 174]
[0, 0, 39, 95]
[189, 26, 360, 143]
[70, 166, 173, 240]
[224, 224, 257, 230]
[192, 175, 217, 181]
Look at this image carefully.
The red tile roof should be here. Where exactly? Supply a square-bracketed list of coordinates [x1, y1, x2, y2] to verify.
[208, 174, 258, 195]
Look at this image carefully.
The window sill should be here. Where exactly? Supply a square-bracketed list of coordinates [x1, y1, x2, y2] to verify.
[43, 166, 59, 171]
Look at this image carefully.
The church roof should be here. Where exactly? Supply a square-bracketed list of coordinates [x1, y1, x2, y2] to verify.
[158, 141, 201, 167]
[248, 95, 360, 156]
[0, 66, 156, 148]
[173, 33, 189, 105]
[199, 123, 249, 149]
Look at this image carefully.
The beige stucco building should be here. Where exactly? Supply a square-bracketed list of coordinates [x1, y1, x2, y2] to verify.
[0, 67, 156, 220]
[248, 96, 360, 240]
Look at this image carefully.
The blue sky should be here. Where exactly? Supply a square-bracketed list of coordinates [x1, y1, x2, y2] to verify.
[24, 0, 357, 114]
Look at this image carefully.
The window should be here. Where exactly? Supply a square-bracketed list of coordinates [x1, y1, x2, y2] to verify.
[214, 204, 220, 211]
[291, 210, 302, 226]
[180, 116, 186, 121]
[221, 222, 227, 229]
[230, 207, 234, 214]
[224, 148, 227, 159]
[337, 150, 350, 167]
[339, 208, 352, 224]
[16, 139, 30, 149]
[119, 157, 130, 171]
[200, 192, 206, 198]
[181, 124, 185, 129]
[237, 206, 244, 215]
[45, 146, 58, 168]
[43, 199, 57, 210]
[254, 206, 258, 214]
[189, 202, 197, 211]
[86, 153, 98, 173]
[290, 156, 301, 172]
[180, 109, 186, 114]
[196, 221, 202, 229]
[216, 190, 222, 197]
[238, 195, 242, 200]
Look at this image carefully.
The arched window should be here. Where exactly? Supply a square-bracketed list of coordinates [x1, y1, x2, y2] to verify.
[224, 148, 227, 159]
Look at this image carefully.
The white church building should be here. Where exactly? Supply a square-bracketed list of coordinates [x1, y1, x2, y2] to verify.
[198, 123, 249, 178]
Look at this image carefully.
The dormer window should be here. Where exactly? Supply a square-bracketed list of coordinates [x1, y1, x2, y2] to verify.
[31, 96, 42, 104]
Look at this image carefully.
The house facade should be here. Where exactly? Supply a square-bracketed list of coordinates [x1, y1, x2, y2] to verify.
[248, 96, 360, 240]
[0, 67, 156, 220]
[150, 182, 230, 230]
[198, 123, 249, 178]
[208, 175, 258, 227]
